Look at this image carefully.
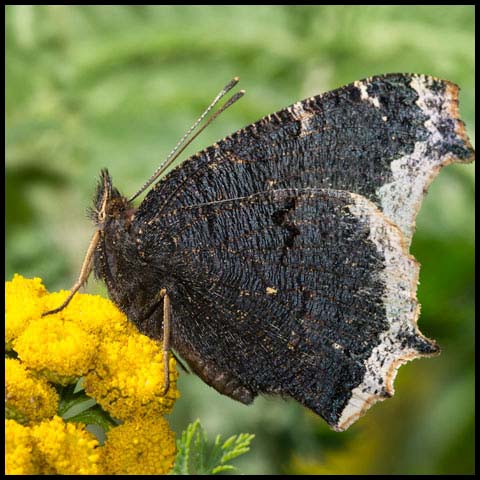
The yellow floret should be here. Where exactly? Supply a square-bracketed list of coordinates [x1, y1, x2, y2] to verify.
[30, 415, 100, 475]
[102, 416, 176, 474]
[14, 316, 98, 385]
[42, 290, 136, 340]
[5, 419, 44, 474]
[5, 274, 48, 348]
[85, 333, 180, 420]
[5, 358, 59, 424]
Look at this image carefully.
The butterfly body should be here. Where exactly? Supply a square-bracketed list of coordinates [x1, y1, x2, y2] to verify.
[90, 74, 473, 431]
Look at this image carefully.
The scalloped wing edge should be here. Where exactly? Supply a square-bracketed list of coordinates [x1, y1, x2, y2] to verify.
[333, 190, 440, 431]
[371, 74, 474, 244]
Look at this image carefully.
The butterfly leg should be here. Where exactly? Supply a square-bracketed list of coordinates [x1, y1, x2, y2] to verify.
[42, 230, 101, 316]
[159, 288, 171, 396]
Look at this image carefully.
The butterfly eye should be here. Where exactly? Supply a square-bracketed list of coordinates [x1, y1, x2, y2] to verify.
[98, 209, 106, 224]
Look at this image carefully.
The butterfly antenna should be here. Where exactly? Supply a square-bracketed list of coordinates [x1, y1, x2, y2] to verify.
[143, 89, 245, 190]
[129, 77, 244, 202]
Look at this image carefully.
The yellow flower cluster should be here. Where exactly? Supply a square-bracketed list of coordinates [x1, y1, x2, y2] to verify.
[85, 337, 179, 420]
[102, 416, 177, 474]
[5, 420, 42, 475]
[32, 416, 100, 474]
[5, 358, 59, 424]
[5, 417, 100, 474]
[14, 316, 97, 385]
[5, 274, 179, 475]
[5, 275, 47, 350]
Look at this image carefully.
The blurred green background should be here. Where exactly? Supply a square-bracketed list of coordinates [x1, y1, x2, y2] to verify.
[5, 5, 474, 475]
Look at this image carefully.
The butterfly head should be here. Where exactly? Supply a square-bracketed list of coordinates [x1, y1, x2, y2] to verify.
[90, 169, 133, 228]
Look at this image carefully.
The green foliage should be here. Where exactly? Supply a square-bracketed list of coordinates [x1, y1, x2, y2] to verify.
[170, 419, 254, 475]
[56, 379, 118, 440]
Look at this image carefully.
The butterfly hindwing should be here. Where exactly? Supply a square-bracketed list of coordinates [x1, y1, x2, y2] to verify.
[134, 188, 438, 430]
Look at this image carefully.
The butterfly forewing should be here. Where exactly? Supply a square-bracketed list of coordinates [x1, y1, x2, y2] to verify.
[138, 73, 473, 246]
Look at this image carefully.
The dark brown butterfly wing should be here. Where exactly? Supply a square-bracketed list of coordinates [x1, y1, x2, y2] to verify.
[133, 188, 438, 430]
[97, 74, 473, 431]
[138, 73, 473, 246]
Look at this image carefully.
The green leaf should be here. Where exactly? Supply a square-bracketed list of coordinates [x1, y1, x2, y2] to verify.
[61, 398, 97, 420]
[73, 376, 86, 394]
[212, 465, 236, 474]
[57, 383, 94, 418]
[65, 404, 117, 433]
[56, 379, 118, 442]
[170, 419, 254, 475]
[171, 419, 200, 475]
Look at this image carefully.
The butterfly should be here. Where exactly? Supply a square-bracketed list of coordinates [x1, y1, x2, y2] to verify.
[44, 74, 474, 431]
